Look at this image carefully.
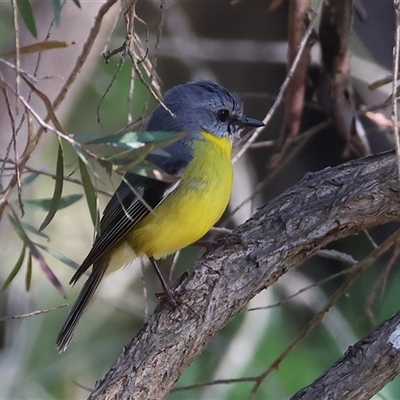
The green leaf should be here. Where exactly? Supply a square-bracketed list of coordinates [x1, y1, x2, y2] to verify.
[119, 159, 180, 183]
[71, 0, 81, 8]
[85, 131, 185, 149]
[75, 147, 100, 178]
[2, 245, 26, 291]
[22, 172, 39, 186]
[8, 212, 66, 298]
[72, 133, 104, 143]
[39, 144, 64, 231]
[51, 0, 61, 24]
[34, 242, 79, 271]
[26, 252, 32, 292]
[24, 194, 83, 211]
[78, 157, 99, 230]
[21, 221, 50, 240]
[16, 0, 37, 37]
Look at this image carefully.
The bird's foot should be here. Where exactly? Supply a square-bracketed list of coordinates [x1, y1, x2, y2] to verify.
[155, 286, 181, 308]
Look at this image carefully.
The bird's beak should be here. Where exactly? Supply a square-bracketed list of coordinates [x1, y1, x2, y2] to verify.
[238, 116, 264, 128]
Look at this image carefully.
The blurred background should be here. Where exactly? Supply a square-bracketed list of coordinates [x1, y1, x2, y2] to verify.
[0, 0, 398, 399]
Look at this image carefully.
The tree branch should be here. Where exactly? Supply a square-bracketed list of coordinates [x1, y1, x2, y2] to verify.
[89, 150, 400, 399]
[291, 310, 400, 400]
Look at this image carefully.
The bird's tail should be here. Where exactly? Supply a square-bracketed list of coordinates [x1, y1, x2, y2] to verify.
[56, 263, 107, 352]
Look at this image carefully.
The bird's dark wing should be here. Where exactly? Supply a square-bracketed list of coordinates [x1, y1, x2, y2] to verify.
[70, 142, 193, 284]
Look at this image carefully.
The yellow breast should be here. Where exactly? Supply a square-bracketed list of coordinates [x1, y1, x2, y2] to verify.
[128, 132, 233, 258]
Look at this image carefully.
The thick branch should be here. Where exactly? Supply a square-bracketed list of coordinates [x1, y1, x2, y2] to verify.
[89, 151, 400, 399]
[291, 310, 400, 399]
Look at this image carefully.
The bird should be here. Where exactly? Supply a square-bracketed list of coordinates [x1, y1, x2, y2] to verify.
[56, 80, 264, 351]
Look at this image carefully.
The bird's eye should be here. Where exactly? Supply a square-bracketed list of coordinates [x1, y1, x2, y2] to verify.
[217, 109, 230, 123]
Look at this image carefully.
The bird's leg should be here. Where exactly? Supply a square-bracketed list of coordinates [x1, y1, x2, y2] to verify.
[149, 256, 180, 308]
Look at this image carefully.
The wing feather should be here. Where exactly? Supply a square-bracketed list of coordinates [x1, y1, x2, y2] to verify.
[70, 143, 192, 284]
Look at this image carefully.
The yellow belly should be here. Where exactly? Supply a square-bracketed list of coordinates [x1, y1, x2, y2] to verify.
[126, 132, 233, 259]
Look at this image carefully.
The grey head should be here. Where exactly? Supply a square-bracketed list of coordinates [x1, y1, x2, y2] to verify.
[147, 80, 264, 140]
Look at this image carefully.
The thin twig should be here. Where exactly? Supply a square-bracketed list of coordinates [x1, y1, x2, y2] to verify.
[227, 119, 332, 222]
[248, 267, 353, 312]
[0, 304, 67, 321]
[232, 0, 322, 163]
[362, 242, 400, 324]
[392, 0, 400, 187]
[0, 158, 112, 197]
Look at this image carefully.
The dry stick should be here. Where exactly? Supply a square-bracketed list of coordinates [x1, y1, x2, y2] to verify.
[232, 0, 322, 164]
[0, 78, 17, 193]
[0, 0, 118, 220]
[140, 259, 149, 322]
[283, 0, 312, 139]
[393, 0, 400, 187]
[138, 0, 165, 130]
[52, 0, 118, 113]
[0, 158, 112, 197]
[247, 268, 354, 312]
[173, 376, 258, 394]
[11, 0, 20, 114]
[0, 304, 67, 321]
[362, 241, 400, 325]
[227, 119, 332, 222]
[249, 228, 400, 397]
[8, 0, 23, 212]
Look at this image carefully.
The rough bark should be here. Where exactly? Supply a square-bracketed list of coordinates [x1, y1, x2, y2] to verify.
[291, 310, 400, 400]
[89, 150, 400, 400]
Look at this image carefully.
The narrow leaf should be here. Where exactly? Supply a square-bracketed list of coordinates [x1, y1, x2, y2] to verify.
[9, 212, 30, 243]
[85, 131, 185, 149]
[51, 0, 61, 24]
[21, 221, 50, 240]
[26, 252, 32, 291]
[71, 0, 81, 7]
[16, 0, 37, 37]
[39, 144, 64, 231]
[24, 194, 83, 211]
[75, 148, 100, 178]
[35, 242, 79, 271]
[3, 40, 75, 57]
[22, 172, 39, 186]
[8, 213, 66, 298]
[2, 245, 26, 291]
[20, 74, 64, 132]
[78, 157, 99, 229]
[31, 247, 66, 298]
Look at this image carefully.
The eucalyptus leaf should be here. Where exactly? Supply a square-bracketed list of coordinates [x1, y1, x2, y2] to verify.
[26, 252, 32, 292]
[78, 157, 99, 230]
[34, 243, 80, 271]
[24, 194, 83, 211]
[22, 172, 39, 186]
[21, 221, 50, 240]
[8, 212, 66, 298]
[2, 245, 26, 291]
[39, 144, 64, 231]
[51, 0, 61, 24]
[16, 0, 37, 37]
[85, 131, 184, 148]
